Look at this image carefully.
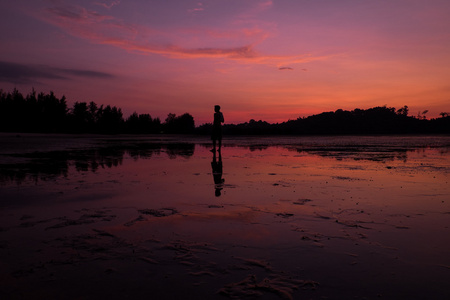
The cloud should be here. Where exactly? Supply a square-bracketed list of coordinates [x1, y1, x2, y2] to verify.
[41, 4, 259, 59]
[57, 68, 114, 78]
[117, 43, 258, 60]
[47, 5, 115, 23]
[279, 67, 294, 70]
[258, 0, 273, 11]
[38, 3, 328, 66]
[0, 61, 114, 84]
[94, 1, 121, 9]
[0, 61, 64, 84]
[188, 2, 205, 13]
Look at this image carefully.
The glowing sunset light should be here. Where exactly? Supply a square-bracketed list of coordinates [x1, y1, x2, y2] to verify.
[1, 0, 449, 124]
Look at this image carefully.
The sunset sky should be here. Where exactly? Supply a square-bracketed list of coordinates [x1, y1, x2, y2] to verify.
[1, 0, 449, 124]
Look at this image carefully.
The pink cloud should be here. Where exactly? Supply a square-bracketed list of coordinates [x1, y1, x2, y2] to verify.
[40, 3, 327, 66]
[188, 2, 204, 13]
[102, 38, 258, 60]
[258, 0, 273, 10]
[94, 1, 121, 9]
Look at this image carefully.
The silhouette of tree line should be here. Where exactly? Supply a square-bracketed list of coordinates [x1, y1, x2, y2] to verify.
[1, 88, 449, 134]
[197, 106, 450, 135]
[0, 89, 194, 134]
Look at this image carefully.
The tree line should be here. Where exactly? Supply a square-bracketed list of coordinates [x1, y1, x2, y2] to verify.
[198, 106, 450, 135]
[1, 88, 449, 134]
[0, 89, 194, 134]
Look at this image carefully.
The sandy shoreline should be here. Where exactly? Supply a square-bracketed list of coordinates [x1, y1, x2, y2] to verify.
[1, 135, 449, 299]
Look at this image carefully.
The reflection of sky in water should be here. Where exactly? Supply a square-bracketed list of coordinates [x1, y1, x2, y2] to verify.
[1, 137, 449, 212]
[0, 136, 449, 299]
[1, 136, 449, 213]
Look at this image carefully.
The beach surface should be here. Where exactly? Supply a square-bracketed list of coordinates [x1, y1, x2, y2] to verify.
[1, 134, 449, 299]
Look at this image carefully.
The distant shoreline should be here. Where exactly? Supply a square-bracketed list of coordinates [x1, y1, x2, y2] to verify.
[1, 89, 449, 135]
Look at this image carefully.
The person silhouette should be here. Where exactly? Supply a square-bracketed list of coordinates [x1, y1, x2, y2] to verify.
[211, 150, 224, 197]
[211, 105, 224, 152]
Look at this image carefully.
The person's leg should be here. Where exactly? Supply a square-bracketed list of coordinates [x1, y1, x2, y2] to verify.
[211, 138, 216, 152]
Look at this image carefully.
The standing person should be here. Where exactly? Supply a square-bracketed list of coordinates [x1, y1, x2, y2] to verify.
[211, 105, 224, 152]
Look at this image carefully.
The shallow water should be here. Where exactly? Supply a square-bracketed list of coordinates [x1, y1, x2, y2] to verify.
[1, 134, 449, 299]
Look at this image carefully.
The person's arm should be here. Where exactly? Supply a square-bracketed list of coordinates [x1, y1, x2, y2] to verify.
[220, 112, 224, 123]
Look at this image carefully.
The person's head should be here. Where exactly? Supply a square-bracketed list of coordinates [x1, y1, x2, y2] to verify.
[214, 105, 221, 112]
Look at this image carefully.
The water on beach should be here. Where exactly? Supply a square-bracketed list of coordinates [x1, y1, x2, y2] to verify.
[0, 134, 449, 299]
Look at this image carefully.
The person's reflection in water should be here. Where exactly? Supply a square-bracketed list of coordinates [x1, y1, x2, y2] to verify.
[211, 150, 224, 197]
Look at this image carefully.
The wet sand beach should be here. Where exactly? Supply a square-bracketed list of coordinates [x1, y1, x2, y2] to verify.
[0, 134, 449, 299]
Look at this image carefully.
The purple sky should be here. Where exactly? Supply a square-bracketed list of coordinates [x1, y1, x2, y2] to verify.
[1, 0, 450, 124]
